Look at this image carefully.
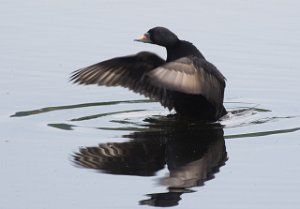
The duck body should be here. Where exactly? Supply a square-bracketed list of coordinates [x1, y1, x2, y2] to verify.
[71, 27, 227, 121]
[164, 39, 226, 120]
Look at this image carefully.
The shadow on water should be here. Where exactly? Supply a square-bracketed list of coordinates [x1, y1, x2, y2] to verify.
[74, 119, 227, 207]
[10, 99, 300, 207]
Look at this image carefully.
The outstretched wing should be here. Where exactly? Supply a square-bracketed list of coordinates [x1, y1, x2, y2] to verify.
[71, 51, 164, 86]
[71, 51, 174, 109]
[147, 56, 226, 115]
[71, 53, 226, 115]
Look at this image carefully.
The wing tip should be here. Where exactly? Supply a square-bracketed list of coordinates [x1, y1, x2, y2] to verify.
[69, 70, 80, 83]
[69, 68, 89, 85]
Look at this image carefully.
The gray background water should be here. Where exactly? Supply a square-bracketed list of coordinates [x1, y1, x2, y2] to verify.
[1, 0, 300, 208]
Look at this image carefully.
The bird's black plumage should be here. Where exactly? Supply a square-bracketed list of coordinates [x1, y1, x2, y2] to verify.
[71, 27, 227, 121]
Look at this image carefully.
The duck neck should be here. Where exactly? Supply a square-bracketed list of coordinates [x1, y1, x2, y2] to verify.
[166, 40, 205, 62]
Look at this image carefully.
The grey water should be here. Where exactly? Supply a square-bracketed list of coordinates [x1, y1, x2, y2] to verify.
[1, 0, 300, 208]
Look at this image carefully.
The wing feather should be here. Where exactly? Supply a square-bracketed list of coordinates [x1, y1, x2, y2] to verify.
[71, 51, 175, 109]
[147, 56, 226, 115]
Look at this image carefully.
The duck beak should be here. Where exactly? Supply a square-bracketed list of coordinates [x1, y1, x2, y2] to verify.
[134, 33, 151, 43]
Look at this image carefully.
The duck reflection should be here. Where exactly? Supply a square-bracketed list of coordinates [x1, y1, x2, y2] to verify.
[74, 119, 227, 207]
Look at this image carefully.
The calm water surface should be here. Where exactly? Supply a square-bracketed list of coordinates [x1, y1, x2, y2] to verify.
[1, 0, 300, 208]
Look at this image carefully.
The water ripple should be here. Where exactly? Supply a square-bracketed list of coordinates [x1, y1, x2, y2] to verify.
[10, 99, 300, 138]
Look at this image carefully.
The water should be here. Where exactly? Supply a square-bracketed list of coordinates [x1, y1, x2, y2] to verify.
[1, 0, 300, 208]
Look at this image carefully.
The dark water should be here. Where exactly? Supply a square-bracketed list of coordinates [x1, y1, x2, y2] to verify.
[1, 0, 300, 208]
